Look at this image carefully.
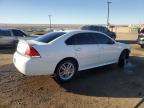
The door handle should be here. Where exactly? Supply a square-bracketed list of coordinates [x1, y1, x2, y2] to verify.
[75, 48, 81, 51]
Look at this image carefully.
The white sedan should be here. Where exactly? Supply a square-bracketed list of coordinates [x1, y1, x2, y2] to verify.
[13, 30, 130, 82]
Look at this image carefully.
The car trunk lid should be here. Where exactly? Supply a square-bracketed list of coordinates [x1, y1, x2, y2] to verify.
[16, 40, 46, 57]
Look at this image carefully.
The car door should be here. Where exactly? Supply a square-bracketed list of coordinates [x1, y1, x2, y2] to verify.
[66, 32, 101, 70]
[95, 33, 120, 64]
[0, 30, 15, 45]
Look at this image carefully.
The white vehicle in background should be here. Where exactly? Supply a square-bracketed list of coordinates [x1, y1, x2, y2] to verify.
[13, 30, 130, 82]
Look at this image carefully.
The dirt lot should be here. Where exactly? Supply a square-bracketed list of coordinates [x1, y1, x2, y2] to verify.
[0, 33, 144, 108]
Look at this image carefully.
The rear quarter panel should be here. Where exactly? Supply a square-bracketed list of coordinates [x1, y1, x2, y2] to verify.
[33, 40, 76, 73]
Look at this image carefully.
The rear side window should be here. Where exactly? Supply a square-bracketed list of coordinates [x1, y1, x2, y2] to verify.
[65, 33, 97, 45]
[35, 32, 66, 43]
[65, 36, 76, 45]
[12, 30, 27, 37]
[0, 30, 11, 36]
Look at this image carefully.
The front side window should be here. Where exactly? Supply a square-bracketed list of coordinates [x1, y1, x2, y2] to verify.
[0, 30, 11, 36]
[12, 30, 27, 37]
[94, 33, 115, 44]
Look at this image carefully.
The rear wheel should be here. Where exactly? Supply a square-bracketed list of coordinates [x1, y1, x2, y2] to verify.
[55, 60, 77, 82]
[118, 51, 129, 67]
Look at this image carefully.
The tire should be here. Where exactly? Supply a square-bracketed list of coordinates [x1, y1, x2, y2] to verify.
[54, 60, 77, 83]
[141, 45, 144, 48]
[118, 51, 129, 68]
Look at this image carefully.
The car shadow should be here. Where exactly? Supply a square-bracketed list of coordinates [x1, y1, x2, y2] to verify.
[1, 57, 144, 108]
[61, 56, 144, 98]
[1, 56, 144, 107]
[1, 56, 144, 100]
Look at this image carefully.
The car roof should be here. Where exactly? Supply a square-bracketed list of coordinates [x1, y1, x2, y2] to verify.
[64, 29, 105, 34]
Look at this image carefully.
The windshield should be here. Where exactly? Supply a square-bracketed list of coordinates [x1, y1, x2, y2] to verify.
[35, 32, 66, 43]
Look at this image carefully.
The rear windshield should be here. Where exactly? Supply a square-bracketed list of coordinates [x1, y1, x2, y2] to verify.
[35, 32, 66, 43]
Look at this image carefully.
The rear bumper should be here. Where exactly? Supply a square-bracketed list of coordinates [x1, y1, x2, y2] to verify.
[13, 52, 54, 75]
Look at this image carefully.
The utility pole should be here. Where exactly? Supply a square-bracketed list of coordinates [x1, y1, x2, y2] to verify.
[107, 1, 112, 27]
[48, 15, 52, 31]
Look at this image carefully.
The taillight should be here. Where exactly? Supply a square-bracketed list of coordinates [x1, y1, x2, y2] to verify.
[25, 46, 40, 58]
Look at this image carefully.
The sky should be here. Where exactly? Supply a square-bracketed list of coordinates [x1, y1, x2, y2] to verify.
[0, 0, 144, 25]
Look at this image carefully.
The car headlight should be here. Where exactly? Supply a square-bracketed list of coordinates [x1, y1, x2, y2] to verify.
[140, 38, 144, 41]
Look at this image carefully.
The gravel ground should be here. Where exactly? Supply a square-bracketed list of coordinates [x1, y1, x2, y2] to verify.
[0, 33, 144, 108]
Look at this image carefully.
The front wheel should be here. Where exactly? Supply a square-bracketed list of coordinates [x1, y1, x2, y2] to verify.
[54, 60, 77, 82]
[118, 51, 129, 67]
